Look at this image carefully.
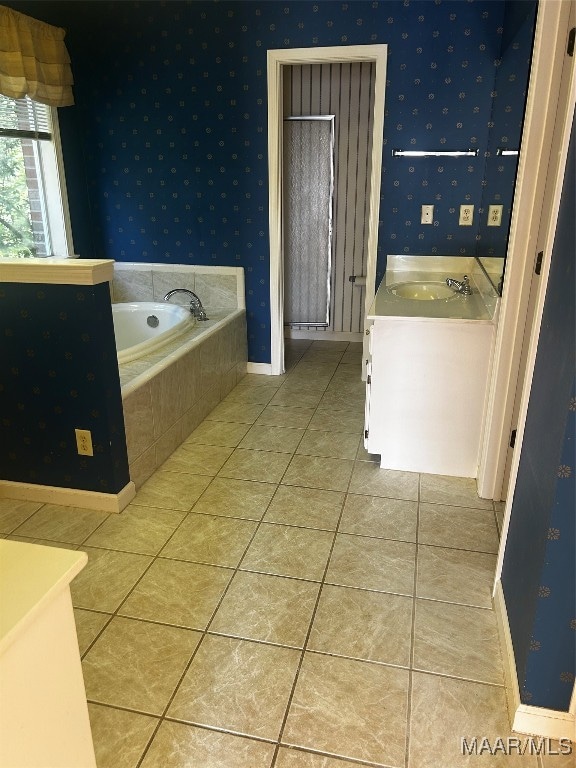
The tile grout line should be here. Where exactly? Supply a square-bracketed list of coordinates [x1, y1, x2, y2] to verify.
[260, 345, 349, 767]
[73, 505, 166, 660]
[403, 473, 423, 768]
[267, 526, 342, 764]
[269, 368, 362, 767]
[131, 431, 293, 768]
[129, 486, 271, 766]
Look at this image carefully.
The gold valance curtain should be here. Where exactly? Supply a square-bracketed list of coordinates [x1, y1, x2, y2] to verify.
[0, 5, 73, 107]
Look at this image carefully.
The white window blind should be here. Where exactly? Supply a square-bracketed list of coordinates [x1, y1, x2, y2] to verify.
[0, 95, 52, 140]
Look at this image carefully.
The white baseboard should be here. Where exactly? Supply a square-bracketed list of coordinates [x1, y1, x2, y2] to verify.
[513, 704, 575, 743]
[246, 362, 273, 375]
[285, 329, 363, 342]
[0, 479, 136, 514]
[494, 580, 522, 721]
[494, 580, 576, 742]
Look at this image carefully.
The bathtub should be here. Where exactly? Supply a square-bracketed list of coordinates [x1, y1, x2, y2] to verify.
[117, 306, 248, 488]
[112, 302, 195, 364]
[111, 264, 247, 489]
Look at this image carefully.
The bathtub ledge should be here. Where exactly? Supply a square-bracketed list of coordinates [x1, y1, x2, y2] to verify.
[0, 257, 114, 286]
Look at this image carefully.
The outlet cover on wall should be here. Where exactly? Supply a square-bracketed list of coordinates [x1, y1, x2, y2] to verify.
[421, 204, 434, 225]
[75, 428, 94, 457]
[459, 204, 474, 226]
[488, 204, 503, 226]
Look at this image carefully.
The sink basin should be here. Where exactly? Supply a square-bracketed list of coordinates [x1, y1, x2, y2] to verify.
[387, 281, 457, 301]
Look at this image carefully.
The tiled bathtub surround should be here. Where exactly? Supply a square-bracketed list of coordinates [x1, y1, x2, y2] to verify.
[2, 338, 552, 768]
[111, 262, 243, 310]
[113, 264, 247, 488]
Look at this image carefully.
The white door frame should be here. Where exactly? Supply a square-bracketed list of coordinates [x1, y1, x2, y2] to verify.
[491, 7, 575, 735]
[267, 45, 387, 376]
[494, 6, 575, 570]
[477, 0, 575, 500]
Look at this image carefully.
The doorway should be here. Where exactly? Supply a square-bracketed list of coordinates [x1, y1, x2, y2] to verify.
[267, 45, 387, 376]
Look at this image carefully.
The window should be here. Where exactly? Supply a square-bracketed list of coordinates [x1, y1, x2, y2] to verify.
[0, 95, 73, 258]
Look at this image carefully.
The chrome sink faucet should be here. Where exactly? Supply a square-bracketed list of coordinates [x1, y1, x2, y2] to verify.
[445, 274, 473, 296]
[164, 288, 209, 320]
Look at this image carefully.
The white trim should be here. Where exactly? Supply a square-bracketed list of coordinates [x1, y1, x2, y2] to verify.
[0, 480, 136, 514]
[571, 685, 576, 742]
[494, 11, 576, 577]
[477, 1, 575, 501]
[267, 45, 387, 376]
[488, 6, 576, 744]
[494, 581, 576, 742]
[513, 706, 576, 743]
[46, 106, 75, 258]
[494, 579, 522, 723]
[246, 362, 273, 376]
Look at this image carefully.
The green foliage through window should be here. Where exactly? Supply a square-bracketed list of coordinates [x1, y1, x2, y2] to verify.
[0, 95, 54, 258]
[0, 134, 37, 257]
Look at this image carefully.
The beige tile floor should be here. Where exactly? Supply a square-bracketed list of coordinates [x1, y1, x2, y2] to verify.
[2, 338, 568, 768]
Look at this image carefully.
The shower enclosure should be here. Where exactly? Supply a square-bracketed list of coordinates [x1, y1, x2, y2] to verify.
[282, 115, 335, 327]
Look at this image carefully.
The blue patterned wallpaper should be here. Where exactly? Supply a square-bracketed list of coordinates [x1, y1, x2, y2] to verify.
[11, 0, 535, 363]
[0, 282, 130, 493]
[523, 382, 576, 711]
[501, 112, 575, 714]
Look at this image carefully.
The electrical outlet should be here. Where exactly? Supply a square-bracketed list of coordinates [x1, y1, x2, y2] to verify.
[75, 428, 94, 457]
[459, 204, 474, 226]
[421, 204, 434, 225]
[488, 204, 503, 226]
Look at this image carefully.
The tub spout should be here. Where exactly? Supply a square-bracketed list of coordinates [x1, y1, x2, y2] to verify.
[445, 275, 472, 296]
[164, 288, 209, 320]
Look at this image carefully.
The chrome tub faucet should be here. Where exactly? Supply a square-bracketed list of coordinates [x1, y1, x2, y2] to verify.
[445, 275, 473, 296]
[164, 288, 209, 320]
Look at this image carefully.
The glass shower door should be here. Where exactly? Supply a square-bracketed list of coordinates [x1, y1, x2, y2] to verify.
[282, 116, 335, 326]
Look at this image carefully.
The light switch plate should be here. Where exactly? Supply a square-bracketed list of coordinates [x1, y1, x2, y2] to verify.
[421, 204, 434, 225]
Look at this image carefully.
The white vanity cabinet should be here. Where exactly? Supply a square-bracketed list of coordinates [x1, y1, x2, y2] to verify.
[364, 259, 498, 478]
[0, 540, 96, 768]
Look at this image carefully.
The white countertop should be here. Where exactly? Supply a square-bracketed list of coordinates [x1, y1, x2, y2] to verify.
[367, 256, 499, 323]
[0, 540, 87, 655]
